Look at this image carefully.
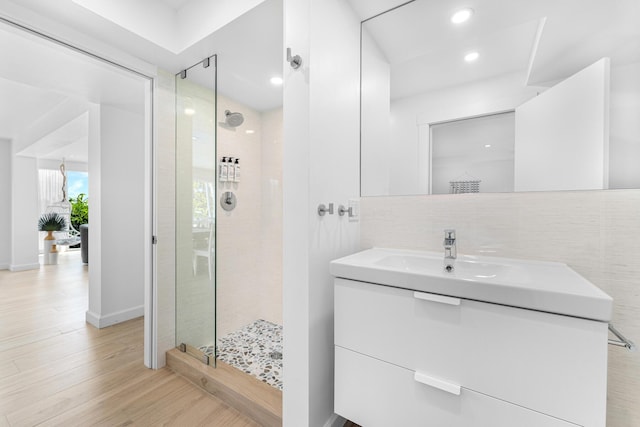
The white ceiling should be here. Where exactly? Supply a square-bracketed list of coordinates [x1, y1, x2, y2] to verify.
[160, 0, 192, 11]
[346, 0, 408, 22]
[356, 0, 640, 100]
[0, 0, 282, 164]
[0, 22, 147, 162]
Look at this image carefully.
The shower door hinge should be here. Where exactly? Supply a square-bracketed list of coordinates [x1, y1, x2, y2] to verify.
[152, 235, 157, 245]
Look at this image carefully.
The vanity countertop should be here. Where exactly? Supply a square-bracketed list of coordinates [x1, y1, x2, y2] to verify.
[330, 248, 612, 322]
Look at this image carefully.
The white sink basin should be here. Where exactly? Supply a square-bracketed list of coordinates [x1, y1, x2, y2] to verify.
[330, 248, 612, 322]
[374, 254, 514, 281]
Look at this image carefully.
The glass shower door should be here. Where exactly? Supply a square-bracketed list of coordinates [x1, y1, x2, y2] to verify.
[175, 56, 217, 365]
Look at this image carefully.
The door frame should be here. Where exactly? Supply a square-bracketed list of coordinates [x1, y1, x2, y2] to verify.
[0, 15, 158, 368]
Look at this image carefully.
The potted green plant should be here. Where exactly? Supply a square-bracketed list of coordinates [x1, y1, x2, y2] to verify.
[38, 212, 67, 265]
[69, 193, 89, 231]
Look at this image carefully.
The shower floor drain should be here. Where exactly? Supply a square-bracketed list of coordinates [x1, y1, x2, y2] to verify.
[269, 350, 282, 360]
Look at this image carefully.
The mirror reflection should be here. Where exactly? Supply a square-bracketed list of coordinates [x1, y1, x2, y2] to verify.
[360, 0, 640, 196]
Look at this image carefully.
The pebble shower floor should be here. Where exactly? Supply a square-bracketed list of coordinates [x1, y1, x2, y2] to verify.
[199, 319, 283, 390]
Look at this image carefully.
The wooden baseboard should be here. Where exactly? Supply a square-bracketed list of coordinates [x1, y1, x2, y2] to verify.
[166, 348, 282, 427]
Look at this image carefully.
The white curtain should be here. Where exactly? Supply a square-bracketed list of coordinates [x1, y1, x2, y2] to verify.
[39, 169, 64, 214]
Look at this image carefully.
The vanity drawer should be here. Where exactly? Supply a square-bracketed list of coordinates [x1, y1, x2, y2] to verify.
[335, 346, 580, 427]
[334, 278, 607, 426]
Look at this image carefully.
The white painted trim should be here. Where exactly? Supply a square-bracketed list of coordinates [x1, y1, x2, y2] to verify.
[0, 264, 9, 270]
[143, 78, 156, 369]
[85, 310, 101, 328]
[85, 305, 144, 329]
[323, 413, 346, 427]
[9, 263, 40, 271]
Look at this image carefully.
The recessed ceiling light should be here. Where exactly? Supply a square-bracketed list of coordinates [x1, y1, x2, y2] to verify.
[451, 8, 473, 24]
[484, 144, 491, 148]
[184, 108, 195, 116]
[245, 130, 255, 134]
[464, 51, 479, 62]
[270, 76, 283, 85]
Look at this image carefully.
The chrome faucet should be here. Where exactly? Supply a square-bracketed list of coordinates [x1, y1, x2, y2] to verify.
[443, 229, 456, 272]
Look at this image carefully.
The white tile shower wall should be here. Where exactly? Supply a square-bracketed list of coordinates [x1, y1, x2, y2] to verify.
[216, 95, 282, 339]
[360, 190, 640, 427]
[259, 108, 283, 327]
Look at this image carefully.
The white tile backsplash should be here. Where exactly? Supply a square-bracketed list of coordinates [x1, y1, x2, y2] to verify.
[361, 190, 640, 426]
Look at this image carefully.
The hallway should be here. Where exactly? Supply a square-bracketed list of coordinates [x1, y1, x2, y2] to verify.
[0, 252, 257, 426]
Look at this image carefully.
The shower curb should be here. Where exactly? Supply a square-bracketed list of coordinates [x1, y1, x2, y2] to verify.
[166, 348, 282, 426]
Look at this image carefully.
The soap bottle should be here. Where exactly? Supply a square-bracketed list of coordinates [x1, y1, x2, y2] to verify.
[219, 157, 228, 182]
[234, 158, 240, 182]
[227, 157, 235, 182]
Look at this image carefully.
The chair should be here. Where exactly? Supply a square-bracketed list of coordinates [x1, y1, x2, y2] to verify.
[192, 225, 214, 280]
[44, 201, 81, 248]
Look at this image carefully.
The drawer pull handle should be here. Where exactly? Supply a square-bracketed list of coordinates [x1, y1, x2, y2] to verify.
[414, 292, 460, 306]
[414, 371, 461, 396]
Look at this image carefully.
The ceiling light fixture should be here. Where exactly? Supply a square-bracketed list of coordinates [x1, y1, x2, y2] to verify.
[484, 144, 491, 148]
[184, 108, 195, 116]
[270, 76, 283, 85]
[451, 8, 473, 24]
[464, 51, 479, 62]
[246, 130, 255, 134]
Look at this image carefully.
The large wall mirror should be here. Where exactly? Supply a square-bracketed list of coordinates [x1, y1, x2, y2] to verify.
[360, 0, 640, 196]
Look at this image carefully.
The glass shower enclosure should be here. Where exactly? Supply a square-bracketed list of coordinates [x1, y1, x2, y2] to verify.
[175, 56, 217, 365]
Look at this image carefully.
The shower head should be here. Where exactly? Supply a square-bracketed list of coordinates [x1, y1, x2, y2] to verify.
[224, 110, 244, 127]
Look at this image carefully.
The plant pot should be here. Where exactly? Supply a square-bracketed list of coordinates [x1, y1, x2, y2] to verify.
[50, 243, 59, 265]
[49, 248, 59, 265]
[43, 231, 55, 265]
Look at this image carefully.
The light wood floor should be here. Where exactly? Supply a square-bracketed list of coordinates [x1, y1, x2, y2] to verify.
[0, 251, 258, 426]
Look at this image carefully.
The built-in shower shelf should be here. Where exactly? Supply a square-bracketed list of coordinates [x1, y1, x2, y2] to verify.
[166, 348, 282, 427]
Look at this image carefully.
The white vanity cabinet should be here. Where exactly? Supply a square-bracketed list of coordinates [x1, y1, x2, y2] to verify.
[334, 278, 608, 427]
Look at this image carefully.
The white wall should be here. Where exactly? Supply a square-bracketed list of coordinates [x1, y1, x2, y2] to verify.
[10, 150, 39, 271]
[284, 0, 361, 425]
[37, 159, 88, 172]
[609, 61, 640, 188]
[515, 58, 610, 191]
[430, 113, 515, 194]
[360, 27, 391, 196]
[386, 72, 542, 196]
[370, 59, 640, 196]
[86, 104, 146, 328]
[87, 104, 102, 325]
[0, 139, 10, 269]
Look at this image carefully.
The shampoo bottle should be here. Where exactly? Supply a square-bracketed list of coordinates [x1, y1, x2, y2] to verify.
[227, 157, 235, 182]
[220, 157, 228, 182]
[234, 158, 240, 182]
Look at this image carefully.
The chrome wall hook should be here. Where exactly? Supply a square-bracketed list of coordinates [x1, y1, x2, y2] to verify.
[287, 47, 302, 69]
[338, 205, 353, 217]
[318, 203, 334, 216]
